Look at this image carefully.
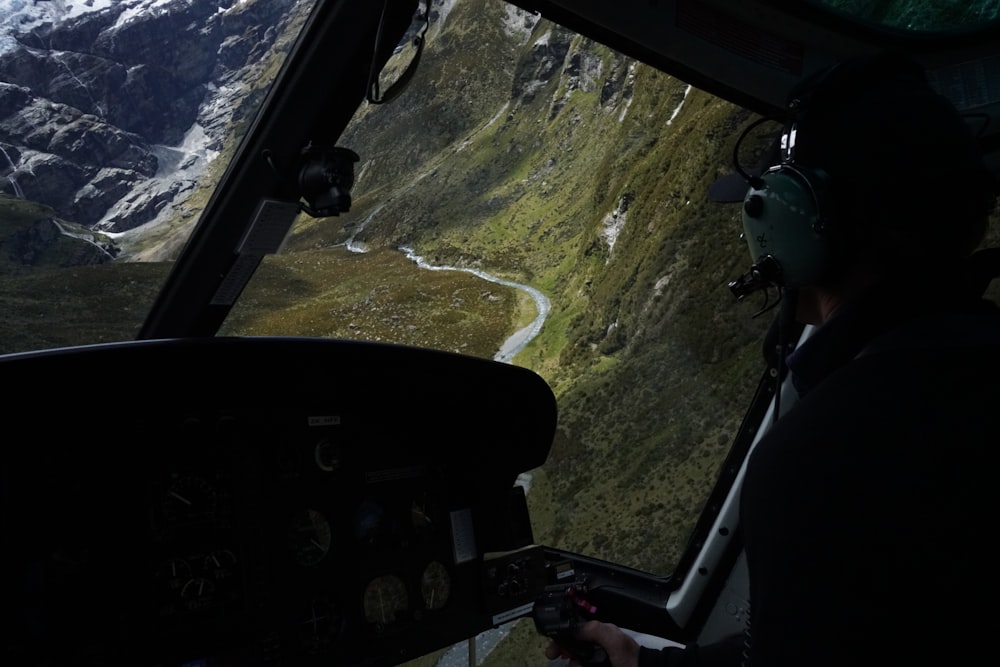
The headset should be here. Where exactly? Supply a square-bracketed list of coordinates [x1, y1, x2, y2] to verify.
[727, 56, 872, 304]
[729, 52, 956, 303]
[728, 118, 832, 301]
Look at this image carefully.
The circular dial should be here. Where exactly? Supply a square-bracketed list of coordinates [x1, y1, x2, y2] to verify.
[300, 596, 344, 652]
[156, 557, 192, 594]
[290, 509, 333, 566]
[363, 574, 409, 627]
[180, 576, 215, 601]
[204, 549, 237, 580]
[420, 560, 451, 610]
[314, 439, 343, 472]
[163, 475, 217, 524]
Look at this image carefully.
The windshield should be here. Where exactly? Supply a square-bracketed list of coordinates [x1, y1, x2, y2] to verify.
[219, 1, 775, 576]
[808, 0, 1000, 33]
[0, 0, 317, 350]
[0, 0, 771, 578]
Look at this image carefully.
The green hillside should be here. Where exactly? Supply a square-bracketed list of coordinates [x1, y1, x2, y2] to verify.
[284, 4, 778, 664]
[288, 0, 773, 576]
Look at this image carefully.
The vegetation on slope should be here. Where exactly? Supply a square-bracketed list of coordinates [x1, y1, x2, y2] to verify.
[322, 1, 774, 577]
[221, 246, 517, 359]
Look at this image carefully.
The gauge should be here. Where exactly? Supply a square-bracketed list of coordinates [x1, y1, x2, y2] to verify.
[363, 574, 409, 627]
[420, 560, 451, 610]
[163, 475, 217, 524]
[180, 576, 215, 600]
[314, 439, 343, 472]
[204, 549, 237, 580]
[156, 557, 192, 593]
[290, 509, 333, 566]
[300, 596, 344, 652]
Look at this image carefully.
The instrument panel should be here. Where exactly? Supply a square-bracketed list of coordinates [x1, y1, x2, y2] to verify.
[3, 337, 556, 666]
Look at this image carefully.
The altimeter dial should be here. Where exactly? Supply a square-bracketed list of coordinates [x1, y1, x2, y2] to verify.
[363, 574, 409, 627]
[421, 560, 451, 610]
[163, 475, 217, 524]
[290, 509, 333, 566]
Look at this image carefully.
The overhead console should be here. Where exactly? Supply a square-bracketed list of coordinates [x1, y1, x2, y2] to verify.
[3, 337, 557, 667]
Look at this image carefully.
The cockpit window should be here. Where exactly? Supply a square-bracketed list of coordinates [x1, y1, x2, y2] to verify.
[0, 1, 767, 583]
[0, 0, 319, 353]
[223, 1, 772, 576]
[808, 0, 1000, 33]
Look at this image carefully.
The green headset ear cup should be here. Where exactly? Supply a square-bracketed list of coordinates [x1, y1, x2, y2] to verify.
[740, 164, 830, 288]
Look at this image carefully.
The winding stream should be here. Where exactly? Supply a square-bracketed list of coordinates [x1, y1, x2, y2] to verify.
[398, 245, 551, 364]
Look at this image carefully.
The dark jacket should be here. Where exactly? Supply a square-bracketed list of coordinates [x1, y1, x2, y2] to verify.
[640, 278, 1000, 666]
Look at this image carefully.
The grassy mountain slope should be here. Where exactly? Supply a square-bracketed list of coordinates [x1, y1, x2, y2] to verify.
[285, 4, 778, 664]
[293, 0, 773, 576]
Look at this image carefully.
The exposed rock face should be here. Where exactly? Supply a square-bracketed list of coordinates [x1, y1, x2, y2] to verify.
[4, 216, 118, 266]
[0, 0, 305, 231]
[511, 26, 572, 105]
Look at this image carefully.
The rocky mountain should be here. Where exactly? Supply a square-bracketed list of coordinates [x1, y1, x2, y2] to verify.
[0, 0, 310, 252]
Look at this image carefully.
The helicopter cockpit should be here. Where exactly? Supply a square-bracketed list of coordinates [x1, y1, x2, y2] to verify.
[3, 1, 999, 666]
[6, 337, 558, 666]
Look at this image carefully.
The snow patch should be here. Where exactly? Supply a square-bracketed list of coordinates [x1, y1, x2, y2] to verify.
[0, 0, 224, 53]
[601, 210, 626, 260]
[653, 274, 671, 296]
[93, 118, 218, 232]
[150, 122, 218, 177]
[666, 84, 692, 125]
[601, 202, 629, 260]
[113, 0, 185, 30]
[0, 0, 132, 52]
[502, 3, 538, 42]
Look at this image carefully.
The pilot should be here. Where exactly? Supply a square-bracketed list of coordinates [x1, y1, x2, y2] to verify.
[546, 51, 1000, 666]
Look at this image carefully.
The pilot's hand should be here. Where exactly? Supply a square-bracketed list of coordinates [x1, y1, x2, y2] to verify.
[544, 620, 640, 667]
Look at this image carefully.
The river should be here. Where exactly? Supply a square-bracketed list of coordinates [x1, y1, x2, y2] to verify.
[398, 246, 551, 364]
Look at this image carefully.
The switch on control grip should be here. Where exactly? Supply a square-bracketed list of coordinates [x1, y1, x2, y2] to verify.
[533, 584, 612, 667]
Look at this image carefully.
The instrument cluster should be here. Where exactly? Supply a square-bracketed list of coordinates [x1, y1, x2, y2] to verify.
[4, 338, 556, 666]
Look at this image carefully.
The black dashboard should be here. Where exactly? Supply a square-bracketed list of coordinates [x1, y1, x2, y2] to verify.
[3, 337, 557, 666]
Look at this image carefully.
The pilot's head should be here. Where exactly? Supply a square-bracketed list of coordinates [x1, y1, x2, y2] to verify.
[742, 51, 997, 294]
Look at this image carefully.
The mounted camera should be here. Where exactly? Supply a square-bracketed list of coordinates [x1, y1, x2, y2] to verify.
[298, 145, 360, 217]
